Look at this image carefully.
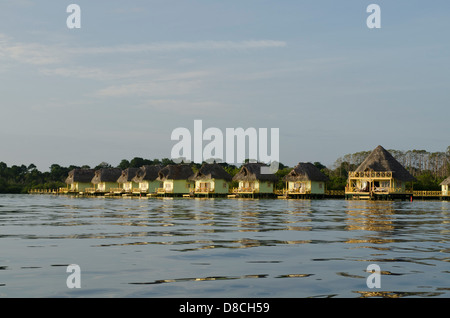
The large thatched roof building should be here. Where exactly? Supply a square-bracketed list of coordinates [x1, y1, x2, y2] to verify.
[354, 145, 415, 182]
[346, 145, 415, 199]
[232, 162, 278, 194]
[189, 162, 232, 194]
[283, 162, 328, 195]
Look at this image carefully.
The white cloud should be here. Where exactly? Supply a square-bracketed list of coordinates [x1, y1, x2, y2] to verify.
[38, 66, 163, 81]
[72, 40, 287, 55]
[0, 34, 286, 67]
[95, 78, 203, 98]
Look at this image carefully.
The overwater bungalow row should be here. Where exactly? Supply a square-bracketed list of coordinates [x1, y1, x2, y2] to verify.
[39, 146, 450, 200]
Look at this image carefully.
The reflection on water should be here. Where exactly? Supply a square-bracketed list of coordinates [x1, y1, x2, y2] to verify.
[0, 194, 449, 298]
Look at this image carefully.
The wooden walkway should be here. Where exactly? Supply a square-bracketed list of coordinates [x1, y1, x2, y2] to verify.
[27, 188, 449, 200]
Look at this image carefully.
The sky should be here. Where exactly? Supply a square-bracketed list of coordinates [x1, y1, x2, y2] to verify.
[0, 0, 449, 171]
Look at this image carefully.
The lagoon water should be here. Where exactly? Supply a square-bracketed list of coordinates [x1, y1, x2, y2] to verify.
[0, 194, 449, 298]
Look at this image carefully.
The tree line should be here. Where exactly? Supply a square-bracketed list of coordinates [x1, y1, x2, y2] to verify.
[1, 146, 449, 193]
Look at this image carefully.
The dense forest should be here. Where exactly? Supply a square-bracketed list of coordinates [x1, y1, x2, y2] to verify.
[1, 147, 449, 193]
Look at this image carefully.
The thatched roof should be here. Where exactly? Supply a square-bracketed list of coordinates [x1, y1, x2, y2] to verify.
[354, 145, 415, 182]
[189, 163, 232, 181]
[132, 165, 163, 183]
[91, 168, 122, 184]
[232, 162, 278, 182]
[157, 164, 194, 181]
[65, 169, 95, 184]
[440, 177, 450, 186]
[283, 162, 329, 182]
[117, 168, 140, 183]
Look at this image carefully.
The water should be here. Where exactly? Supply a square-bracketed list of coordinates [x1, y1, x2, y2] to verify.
[0, 194, 449, 298]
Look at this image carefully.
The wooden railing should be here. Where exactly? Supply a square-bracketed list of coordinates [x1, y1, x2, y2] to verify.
[157, 188, 172, 194]
[413, 190, 444, 197]
[348, 171, 393, 178]
[345, 186, 411, 194]
[195, 188, 215, 193]
[325, 190, 345, 196]
[29, 189, 59, 194]
[284, 189, 311, 195]
[232, 187, 258, 194]
[109, 188, 124, 194]
[28, 187, 448, 198]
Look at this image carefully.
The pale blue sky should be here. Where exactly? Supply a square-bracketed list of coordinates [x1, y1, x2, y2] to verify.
[1, 1, 449, 171]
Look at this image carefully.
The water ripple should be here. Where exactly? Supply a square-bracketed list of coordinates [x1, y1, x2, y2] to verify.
[1, 194, 449, 297]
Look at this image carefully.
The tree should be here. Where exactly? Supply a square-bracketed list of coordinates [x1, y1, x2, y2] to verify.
[118, 159, 130, 170]
[95, 162, 112, 169]
[313, 162, 326, 171]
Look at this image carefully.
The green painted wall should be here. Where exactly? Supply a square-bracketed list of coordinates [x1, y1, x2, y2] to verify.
[163, 179, 194, 194]
[97, 182, 118, 192]
[258, 181, 274, 193]
[195, 179, 229, 194]
[393, 179, 406, 192]
[238, 180, 273, 193]
[310, 181, 325, 194]
[141, 180, 163, 193]
[122, 181, 139, 192]
[71, 182, 93, 192]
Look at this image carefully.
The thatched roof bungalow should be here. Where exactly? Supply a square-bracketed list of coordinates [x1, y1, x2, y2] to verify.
[132, 165, 163, 194]
[117, 168, 140, 193]
[440, 177, 450, 196]
[157, 164, 194, 194]
[91, 168, 122, 193]
[283, 162, 329, 195]
[189, 162, 232, 194]
[232, 162, 278, 194]
[346, 145, 415, 199]
[65, 169, 95, 193]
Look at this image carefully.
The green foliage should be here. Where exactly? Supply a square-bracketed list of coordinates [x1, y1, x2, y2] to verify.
[412, 172, 443, 191]
[0, 161, 79, 193]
